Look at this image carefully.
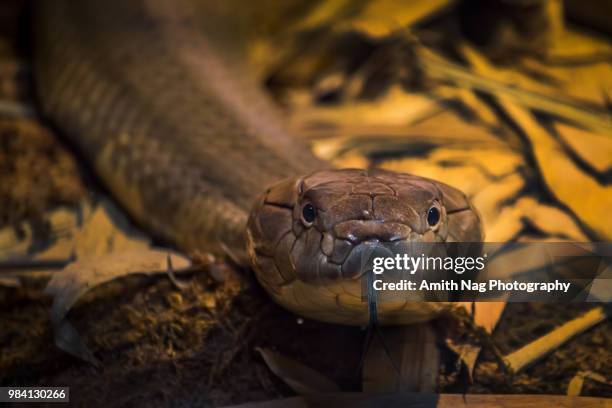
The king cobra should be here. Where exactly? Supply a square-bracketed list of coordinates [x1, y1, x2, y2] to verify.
[33, 0, 483, 326]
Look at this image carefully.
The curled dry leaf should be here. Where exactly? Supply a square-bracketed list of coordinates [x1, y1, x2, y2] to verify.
[445, 337, 480, 382]
[44, 248, 191, 365]
[445, 301, 506, 380]
[566, 371, 611, 397]
[256, 347, 340, 395]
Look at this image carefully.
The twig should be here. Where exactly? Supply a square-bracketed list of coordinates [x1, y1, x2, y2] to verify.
[504, 306, 610, 373]
[567, 370, 611, 396]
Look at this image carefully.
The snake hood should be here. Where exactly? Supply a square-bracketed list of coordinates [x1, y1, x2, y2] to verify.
[33, 0, 483, 326]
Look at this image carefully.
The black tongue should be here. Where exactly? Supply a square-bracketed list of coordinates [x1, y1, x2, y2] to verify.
[341, 241, 394, 326]
[342, 241, 394, 280]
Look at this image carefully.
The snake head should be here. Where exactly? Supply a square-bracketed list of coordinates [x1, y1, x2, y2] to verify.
[246, 168, 483, 325]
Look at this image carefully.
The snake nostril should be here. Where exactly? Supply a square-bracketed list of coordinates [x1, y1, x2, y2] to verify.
[333, 220, 411, 245]
[388, 234, 405, 242]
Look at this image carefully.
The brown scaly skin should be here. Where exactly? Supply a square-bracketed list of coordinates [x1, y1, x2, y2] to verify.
[247, 169, 483, 325]
[33, 1, 483, 325]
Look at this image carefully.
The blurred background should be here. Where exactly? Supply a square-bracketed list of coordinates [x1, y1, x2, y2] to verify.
[0, 0, 610, 406]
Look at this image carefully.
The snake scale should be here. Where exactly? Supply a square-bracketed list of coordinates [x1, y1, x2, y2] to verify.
[33, 0, 483, 325]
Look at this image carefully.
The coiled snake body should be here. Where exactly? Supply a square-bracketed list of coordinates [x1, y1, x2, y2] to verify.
[33, 0, 483, 325]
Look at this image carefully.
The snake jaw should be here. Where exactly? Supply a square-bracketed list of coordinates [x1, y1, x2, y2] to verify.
[246, 168, 483, 326]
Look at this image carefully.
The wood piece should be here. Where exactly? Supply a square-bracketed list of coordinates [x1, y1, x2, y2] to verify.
[224, 393, 610, 408]
[504, 307, 609, 373]
[256, 347, 340, 395]
[362, 323, 439, 393]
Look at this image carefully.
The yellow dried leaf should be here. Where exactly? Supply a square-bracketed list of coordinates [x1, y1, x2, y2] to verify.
[460, 44, 612, 240]
[515, 197, 589, 241]
[344, 0, 452, 37]
[555, 123, 612, 174]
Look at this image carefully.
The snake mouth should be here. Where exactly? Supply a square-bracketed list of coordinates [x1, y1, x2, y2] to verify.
[341, 240, 395, 280]
[335, 220, 426, 280]
[333, 220, 414, 244]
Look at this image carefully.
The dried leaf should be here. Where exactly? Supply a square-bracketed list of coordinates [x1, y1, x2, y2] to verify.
[547, 27, 612, 63]
[459, 44, 612, 240]
[567, 371, 611, 397]
[295, 0, 355, 32]
[420, 44, 612, 134]
[72, 199, 150, 258]
[426, 148, 523, 179]
[295, 0, 452, 37]
[498, 100, 612, 240]
[0, 198, 150, 266]
[53, 320, 100, 367]
[567, 372, 586, 397]
[343, 0, 452, 38]
[473, 301, 506, 334]
[471, 174, 525, 241]
[385, 159, 490, 197]
[445, 338, 480, 381]
[555, 123, 612, 174]
[582, 262, 611, 303]
[518, 58, 612, 108]
[445, 301, 505, 380]
[484, 244, 558, 281]
[514, 198, 589, 241]
[292, 87, 442, 132]
[256, 347, 340, 395]
[434, 85, 500, 127]
[0, 204, 88, 262]
[44, 248, 191, 365]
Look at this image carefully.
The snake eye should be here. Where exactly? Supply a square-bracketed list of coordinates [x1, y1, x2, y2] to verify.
[302, 203, 316, 224]
[427, 206, 440, 227]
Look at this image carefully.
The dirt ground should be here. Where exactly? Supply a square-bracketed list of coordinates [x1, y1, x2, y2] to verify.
[0, 1, 610, 407]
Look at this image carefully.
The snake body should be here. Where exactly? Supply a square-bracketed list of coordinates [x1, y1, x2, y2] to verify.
[33, 0, 483, 325]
